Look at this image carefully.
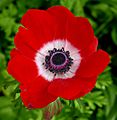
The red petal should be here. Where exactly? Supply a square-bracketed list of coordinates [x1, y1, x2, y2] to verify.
[21, 9, 56, 48]
[77, 50, 110, 77]
[48, 6, 94, 50]
[10, 48, 20, 59]
[20, 77, 57, 109]
[80, 37, 98, 58]
[66, 17, 95, 50]
[75, 76, 97, 98]
[14, 26, 37, 59]
[48, 76, 97, 100]
[47, 6, 74, 39]
[7, 53, 38, 83]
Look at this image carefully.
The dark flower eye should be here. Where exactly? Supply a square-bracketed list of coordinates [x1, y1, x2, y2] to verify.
[43, 47, 73, 76]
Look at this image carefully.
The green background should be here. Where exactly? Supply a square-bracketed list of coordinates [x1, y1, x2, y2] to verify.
[0, 0, 117, 120]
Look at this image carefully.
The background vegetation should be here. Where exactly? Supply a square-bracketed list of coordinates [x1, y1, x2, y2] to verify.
[0, 0, 117, 120]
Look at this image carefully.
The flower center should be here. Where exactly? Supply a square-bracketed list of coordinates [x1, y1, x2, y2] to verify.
[43, 48, 73, 75]
[51, 52, 66, 65]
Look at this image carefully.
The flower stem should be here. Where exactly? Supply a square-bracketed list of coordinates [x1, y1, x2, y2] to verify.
[43, 98, 63, 120]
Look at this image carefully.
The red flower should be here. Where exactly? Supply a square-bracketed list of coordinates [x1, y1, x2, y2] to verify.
[7, 6, 110, 109]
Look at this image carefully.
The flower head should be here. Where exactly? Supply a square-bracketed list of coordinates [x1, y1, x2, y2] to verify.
[7, 6, 110, 109]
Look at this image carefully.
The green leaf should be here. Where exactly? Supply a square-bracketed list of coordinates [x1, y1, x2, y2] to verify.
[83, 91, 106, 110]
[107, 96, 117, 120]
[0, 0, 13, 10]
[0, 53, 6, 70]
[73, 0, 85, 16]
[8, 4, 17, 17]
[60, 0, 75, 10]
[111, 27, 117, 45]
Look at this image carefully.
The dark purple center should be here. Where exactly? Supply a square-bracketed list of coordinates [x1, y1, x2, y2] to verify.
[51, 52, 66, 65]
[43, 48, 73, 75]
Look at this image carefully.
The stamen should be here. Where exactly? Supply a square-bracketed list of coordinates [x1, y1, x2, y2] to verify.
[43, 47, 73, 74]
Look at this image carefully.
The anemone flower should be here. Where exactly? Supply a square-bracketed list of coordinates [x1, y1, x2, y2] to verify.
[7, 6, 110, 109]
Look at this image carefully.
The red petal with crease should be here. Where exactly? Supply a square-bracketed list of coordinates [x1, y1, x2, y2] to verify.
[75, 76, 97, 98]
[66, 17, 95, 50]
[7, 53, 38, 83]
[80, 36, 98, 58]
[47, 6, 74, 39]
[48, 6, 94, 50]
[10, 48, 20, 59]
[48, 76, 97, 100]
[21, 9, 57, 49]
[14, 26, 37, 59]
[77, 50, 110, 78]
[20, 77, 57, 109]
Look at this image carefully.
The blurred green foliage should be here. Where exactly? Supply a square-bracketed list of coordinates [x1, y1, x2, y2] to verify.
[0, 0, 117, 120]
